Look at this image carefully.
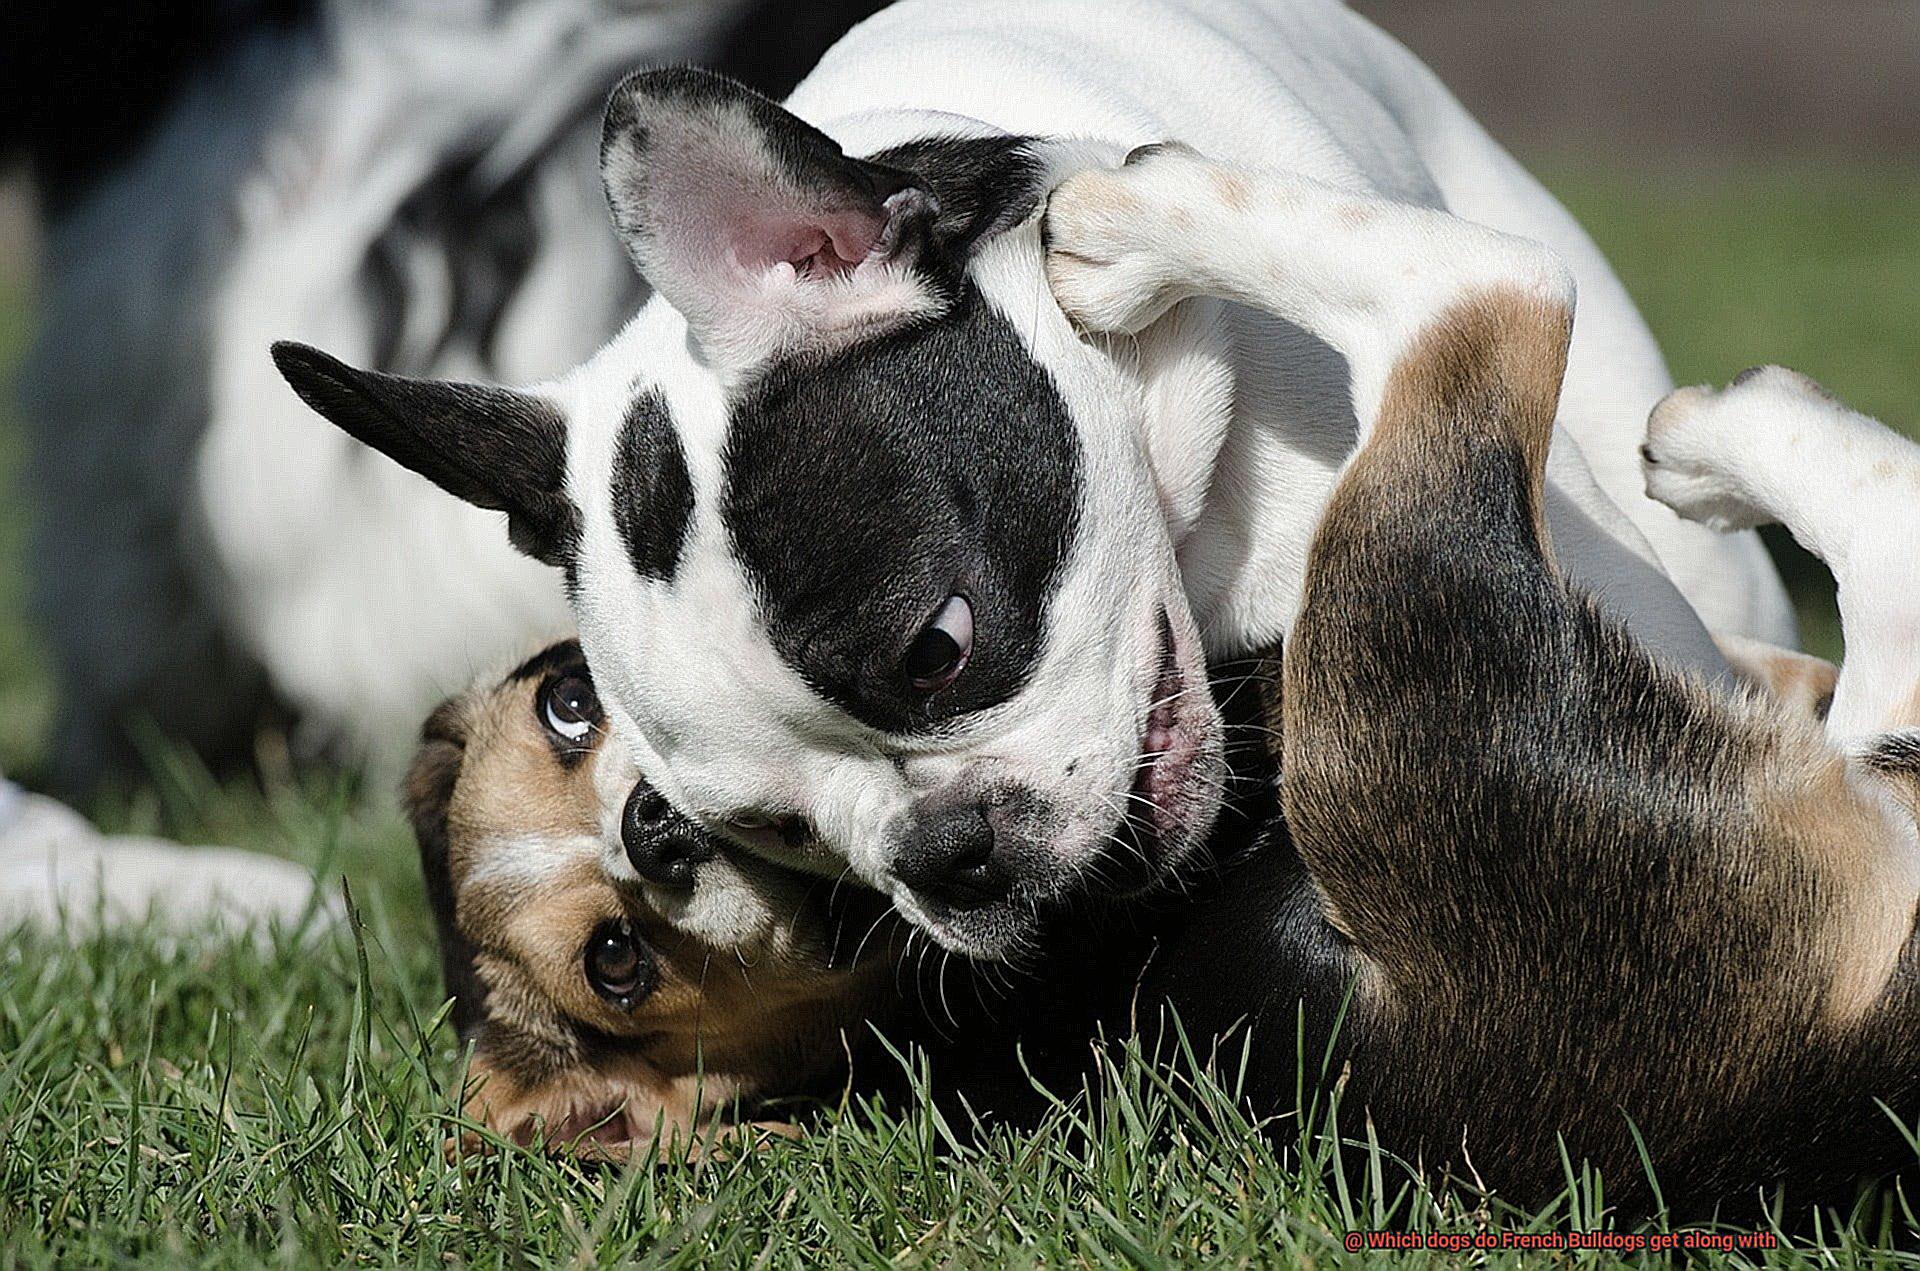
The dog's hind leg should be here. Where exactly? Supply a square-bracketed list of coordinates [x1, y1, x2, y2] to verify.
[1047, 153, 1920, 1197]
[1643, 369, 1920, 753]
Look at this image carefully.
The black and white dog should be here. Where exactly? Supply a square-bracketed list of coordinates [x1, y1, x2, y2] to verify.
[276, 0, 1797, 957]
[8, 0, 887, 788]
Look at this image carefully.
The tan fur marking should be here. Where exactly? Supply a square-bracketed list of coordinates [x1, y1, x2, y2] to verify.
[444, 689, 598, 891]
[1375, 288, 1572, 464]
[1714, 634, 1839, 720]
[496, 858, 635, 1030]
[463, 834, 890, 1154]
[436, 669, 609, 997]
[1368, 288, 1574, 564]
[1759, 732, 1920, 1026]
[1210, 169, 1254, 212]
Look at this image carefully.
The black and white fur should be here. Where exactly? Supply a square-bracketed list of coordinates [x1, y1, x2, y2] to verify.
[276, 0, 1798, 958]
[9, 0, 887, 788]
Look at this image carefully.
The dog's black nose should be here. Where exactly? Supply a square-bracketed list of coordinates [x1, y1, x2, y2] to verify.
[621, 783, 717, 889]
[894, 801, 1008, 909]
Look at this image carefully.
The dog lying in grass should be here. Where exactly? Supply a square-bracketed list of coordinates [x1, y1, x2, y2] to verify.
[406, 637, 1176, 1152]
[412, 145, 1920, 1214]
[403, 638, 899, 1152]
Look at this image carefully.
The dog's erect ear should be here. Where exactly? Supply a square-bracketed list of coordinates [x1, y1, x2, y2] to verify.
[600, 67, 945, 369]
[271, 342, 579, 567]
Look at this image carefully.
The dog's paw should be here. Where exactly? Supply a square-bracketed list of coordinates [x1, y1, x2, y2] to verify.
[1043, 143, 1218, 334]
[1641, 367, 1836, 532]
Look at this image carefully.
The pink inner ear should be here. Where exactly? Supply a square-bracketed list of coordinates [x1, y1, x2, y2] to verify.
[741, 211, 882, 279]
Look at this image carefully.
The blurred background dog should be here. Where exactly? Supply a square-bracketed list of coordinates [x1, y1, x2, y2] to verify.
[0, 0, 890, 930]
[2, 0, 889, 794]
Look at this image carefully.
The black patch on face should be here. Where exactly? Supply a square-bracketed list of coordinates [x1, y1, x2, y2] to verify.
[722, 285, 1083, 734]
[611, 390, 694, 582]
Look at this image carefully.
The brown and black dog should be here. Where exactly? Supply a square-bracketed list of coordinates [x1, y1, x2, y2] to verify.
[406, 638, 1172, 1155]
[405, 638, 901, 1154]
[1048, 144, 1920, 1212]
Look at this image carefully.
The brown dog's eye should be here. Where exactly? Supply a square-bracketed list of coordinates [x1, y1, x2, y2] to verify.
[584, 919, 651, 1009]
[540, 671, 602, 743]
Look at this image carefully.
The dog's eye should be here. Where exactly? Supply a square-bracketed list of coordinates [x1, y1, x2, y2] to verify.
[725, 812, 811, 853]
[540, 672, 601, 743]
[903, 595, 973, 692]
[584, 919, 651, 1008]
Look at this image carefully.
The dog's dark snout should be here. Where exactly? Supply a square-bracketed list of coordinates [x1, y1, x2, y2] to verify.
[621, 784, 717, 889]
[895, 802, 1008, 909]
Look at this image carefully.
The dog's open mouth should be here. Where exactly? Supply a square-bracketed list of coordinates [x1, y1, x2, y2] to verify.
[1126, 611, 1212, 864]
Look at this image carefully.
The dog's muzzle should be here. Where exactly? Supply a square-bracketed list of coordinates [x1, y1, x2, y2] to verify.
[891, 789, 1041, 910]
[621, 783, 720, 889]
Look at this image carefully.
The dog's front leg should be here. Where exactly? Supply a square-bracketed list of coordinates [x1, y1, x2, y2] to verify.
[1045, 144, 1575, 465]
[1042, 146, 1638, 660]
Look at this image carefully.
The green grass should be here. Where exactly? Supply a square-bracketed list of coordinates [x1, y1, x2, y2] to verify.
[9, 914, 1920, 1267]
[1549, 161, 1920, 430]
[3, 162, 1920, 1264]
